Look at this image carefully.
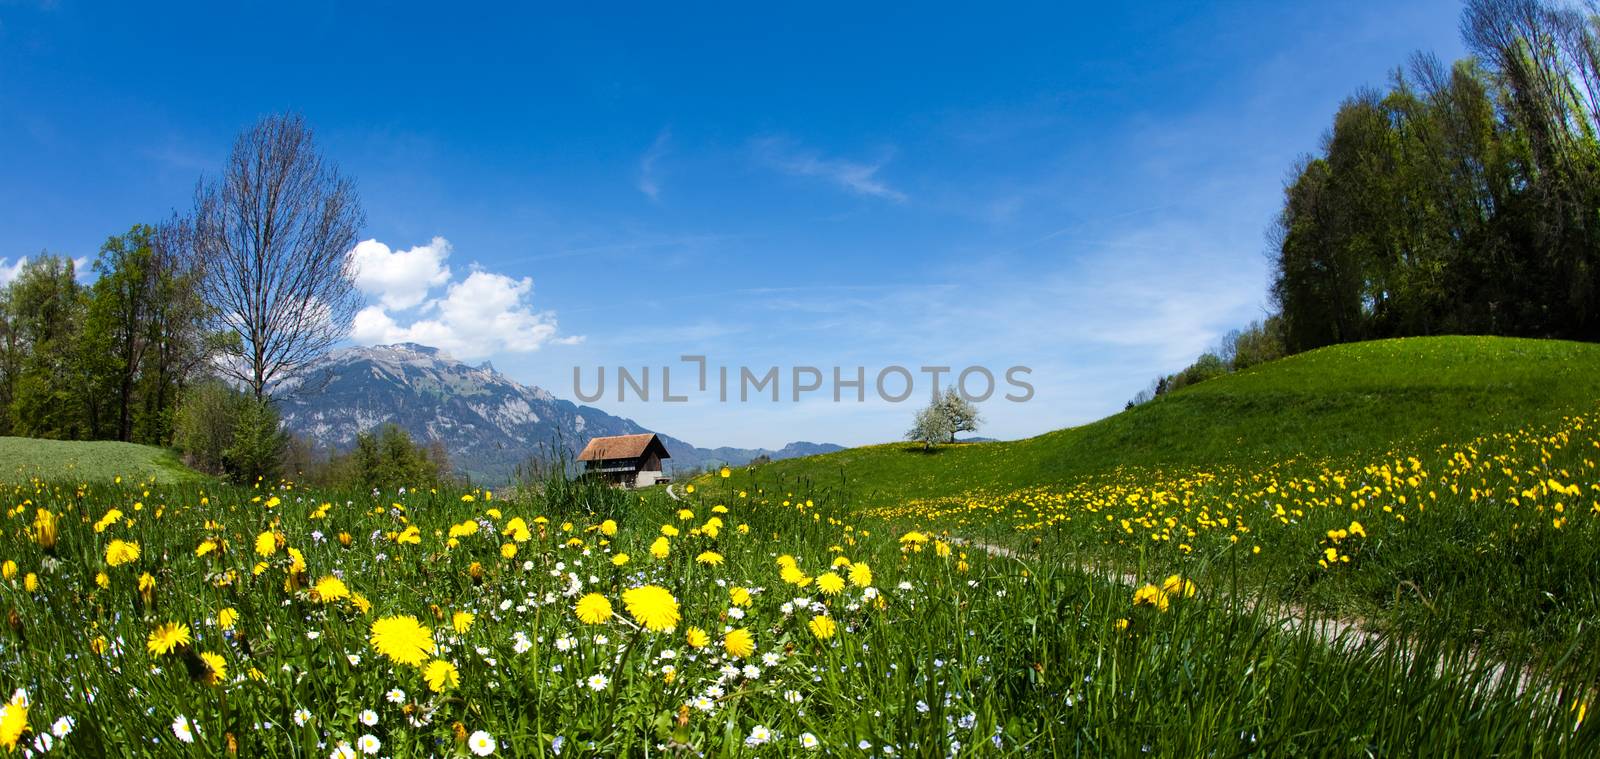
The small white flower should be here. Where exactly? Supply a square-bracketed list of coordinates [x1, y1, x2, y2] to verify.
[347, 654, 362, 667]
[727, 607, 745, 620]
[800, 732, 820, 749]
[745, 725, 772, 746]
[293, 708, 312, 726]
[171, 715, 195, 744]
[329, 742, 356, 759]
[357, 733, 381, 755]
[359, 709, 378, 726]
[762, 652, 782, 666]
[742, 664, 761, 680]
[51, 716, 74, 738]
[386, 688, 406, 704]
[586, 673, 610, 691]
[784, 690, 803, 704]
[468, 730, 498, 756]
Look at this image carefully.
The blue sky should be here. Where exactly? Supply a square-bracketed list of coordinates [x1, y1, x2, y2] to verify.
[0, 1, 1466, 448]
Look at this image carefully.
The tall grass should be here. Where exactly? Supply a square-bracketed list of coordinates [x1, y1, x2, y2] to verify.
[0, 468, 1592, 756]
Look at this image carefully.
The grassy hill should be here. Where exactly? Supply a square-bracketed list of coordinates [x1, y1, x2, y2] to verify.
[731, 336, 1600, 504]
[0, 436, 204, 484]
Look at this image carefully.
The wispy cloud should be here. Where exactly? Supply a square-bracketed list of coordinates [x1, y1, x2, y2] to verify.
[637, 128, 670, 201]
[752, 136, 907, 202]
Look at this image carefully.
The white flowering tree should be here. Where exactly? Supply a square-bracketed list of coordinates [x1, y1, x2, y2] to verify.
[938, 385, 982, 442]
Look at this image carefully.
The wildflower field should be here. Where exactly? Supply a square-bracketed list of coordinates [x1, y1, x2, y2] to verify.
[0, 458, 1595, 757]
[2, 338, 1599, 756]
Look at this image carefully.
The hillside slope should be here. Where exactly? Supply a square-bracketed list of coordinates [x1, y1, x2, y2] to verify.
[0, 437, 204, 484]
[736, 336, 1600, 503]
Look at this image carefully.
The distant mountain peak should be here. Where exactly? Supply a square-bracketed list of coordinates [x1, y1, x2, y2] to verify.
[279, 343, 842, 483]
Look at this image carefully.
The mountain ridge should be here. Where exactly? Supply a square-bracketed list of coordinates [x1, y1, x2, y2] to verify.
[277, 343, 842, 483]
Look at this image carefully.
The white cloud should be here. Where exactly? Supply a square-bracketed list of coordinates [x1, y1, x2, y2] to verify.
[0, 256, 93, 286]
[349, 237, 452, 310]
[637, 129, 670, 201]
[753, 137, 907, 202]
[349, 240, 580, 359]
[0, 258, 28, 288]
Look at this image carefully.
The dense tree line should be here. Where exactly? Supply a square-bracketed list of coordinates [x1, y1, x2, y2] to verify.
[1274, 0, 1600, 352]
[1137, 0, 1600, 404]
[0, 224, 209, 444]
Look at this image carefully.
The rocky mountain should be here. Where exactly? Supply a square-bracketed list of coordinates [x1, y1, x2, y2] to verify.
[277, 343, 843, 483]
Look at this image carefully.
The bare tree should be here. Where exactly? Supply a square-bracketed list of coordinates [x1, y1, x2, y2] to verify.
[191, 113, 364, 399]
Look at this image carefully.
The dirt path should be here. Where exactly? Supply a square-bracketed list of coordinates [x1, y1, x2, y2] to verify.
[952, 537, 1538, 694]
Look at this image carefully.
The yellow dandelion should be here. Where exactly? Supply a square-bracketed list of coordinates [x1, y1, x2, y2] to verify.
[807, 615, 837, 640]
[695, 550, 724, 566]
[311, 575, 350, 603]
[147, 621, 192, 656]
[723, 627, 754, 658]
[0, 689, 27, 751]
[369, 615, 436, 667]
[622, 585, 680, 631]
[424, 659, 460, 692]
[452, 611, 475, 634]
[576, 593, 613, 624]
[1161, 574, 1197, 599]
[105, 539, 140, 567]
[816, 572, 846, 595]
[198, 652, 228, 686]
[685, 627, 710, 648]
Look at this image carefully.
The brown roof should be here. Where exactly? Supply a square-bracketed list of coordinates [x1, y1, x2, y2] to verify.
[577, 433, 670, 462]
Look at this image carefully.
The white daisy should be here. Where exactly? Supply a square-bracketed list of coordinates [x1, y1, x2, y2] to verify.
[468, 730, 498, 756]
[171, 715, 195, 744]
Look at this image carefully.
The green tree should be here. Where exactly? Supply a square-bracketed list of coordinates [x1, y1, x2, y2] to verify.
[6, 255, 88, 439]
[172, 380, 248, 474]
[86, 226, 159, 442]
[225, 396, 285, 483]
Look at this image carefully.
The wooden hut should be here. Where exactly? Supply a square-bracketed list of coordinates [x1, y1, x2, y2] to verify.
[577, 433, 671, 488]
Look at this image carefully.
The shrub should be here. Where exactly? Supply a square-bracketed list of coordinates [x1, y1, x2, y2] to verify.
[224, 396, 285, 483]
[172, 380, 247, 474]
